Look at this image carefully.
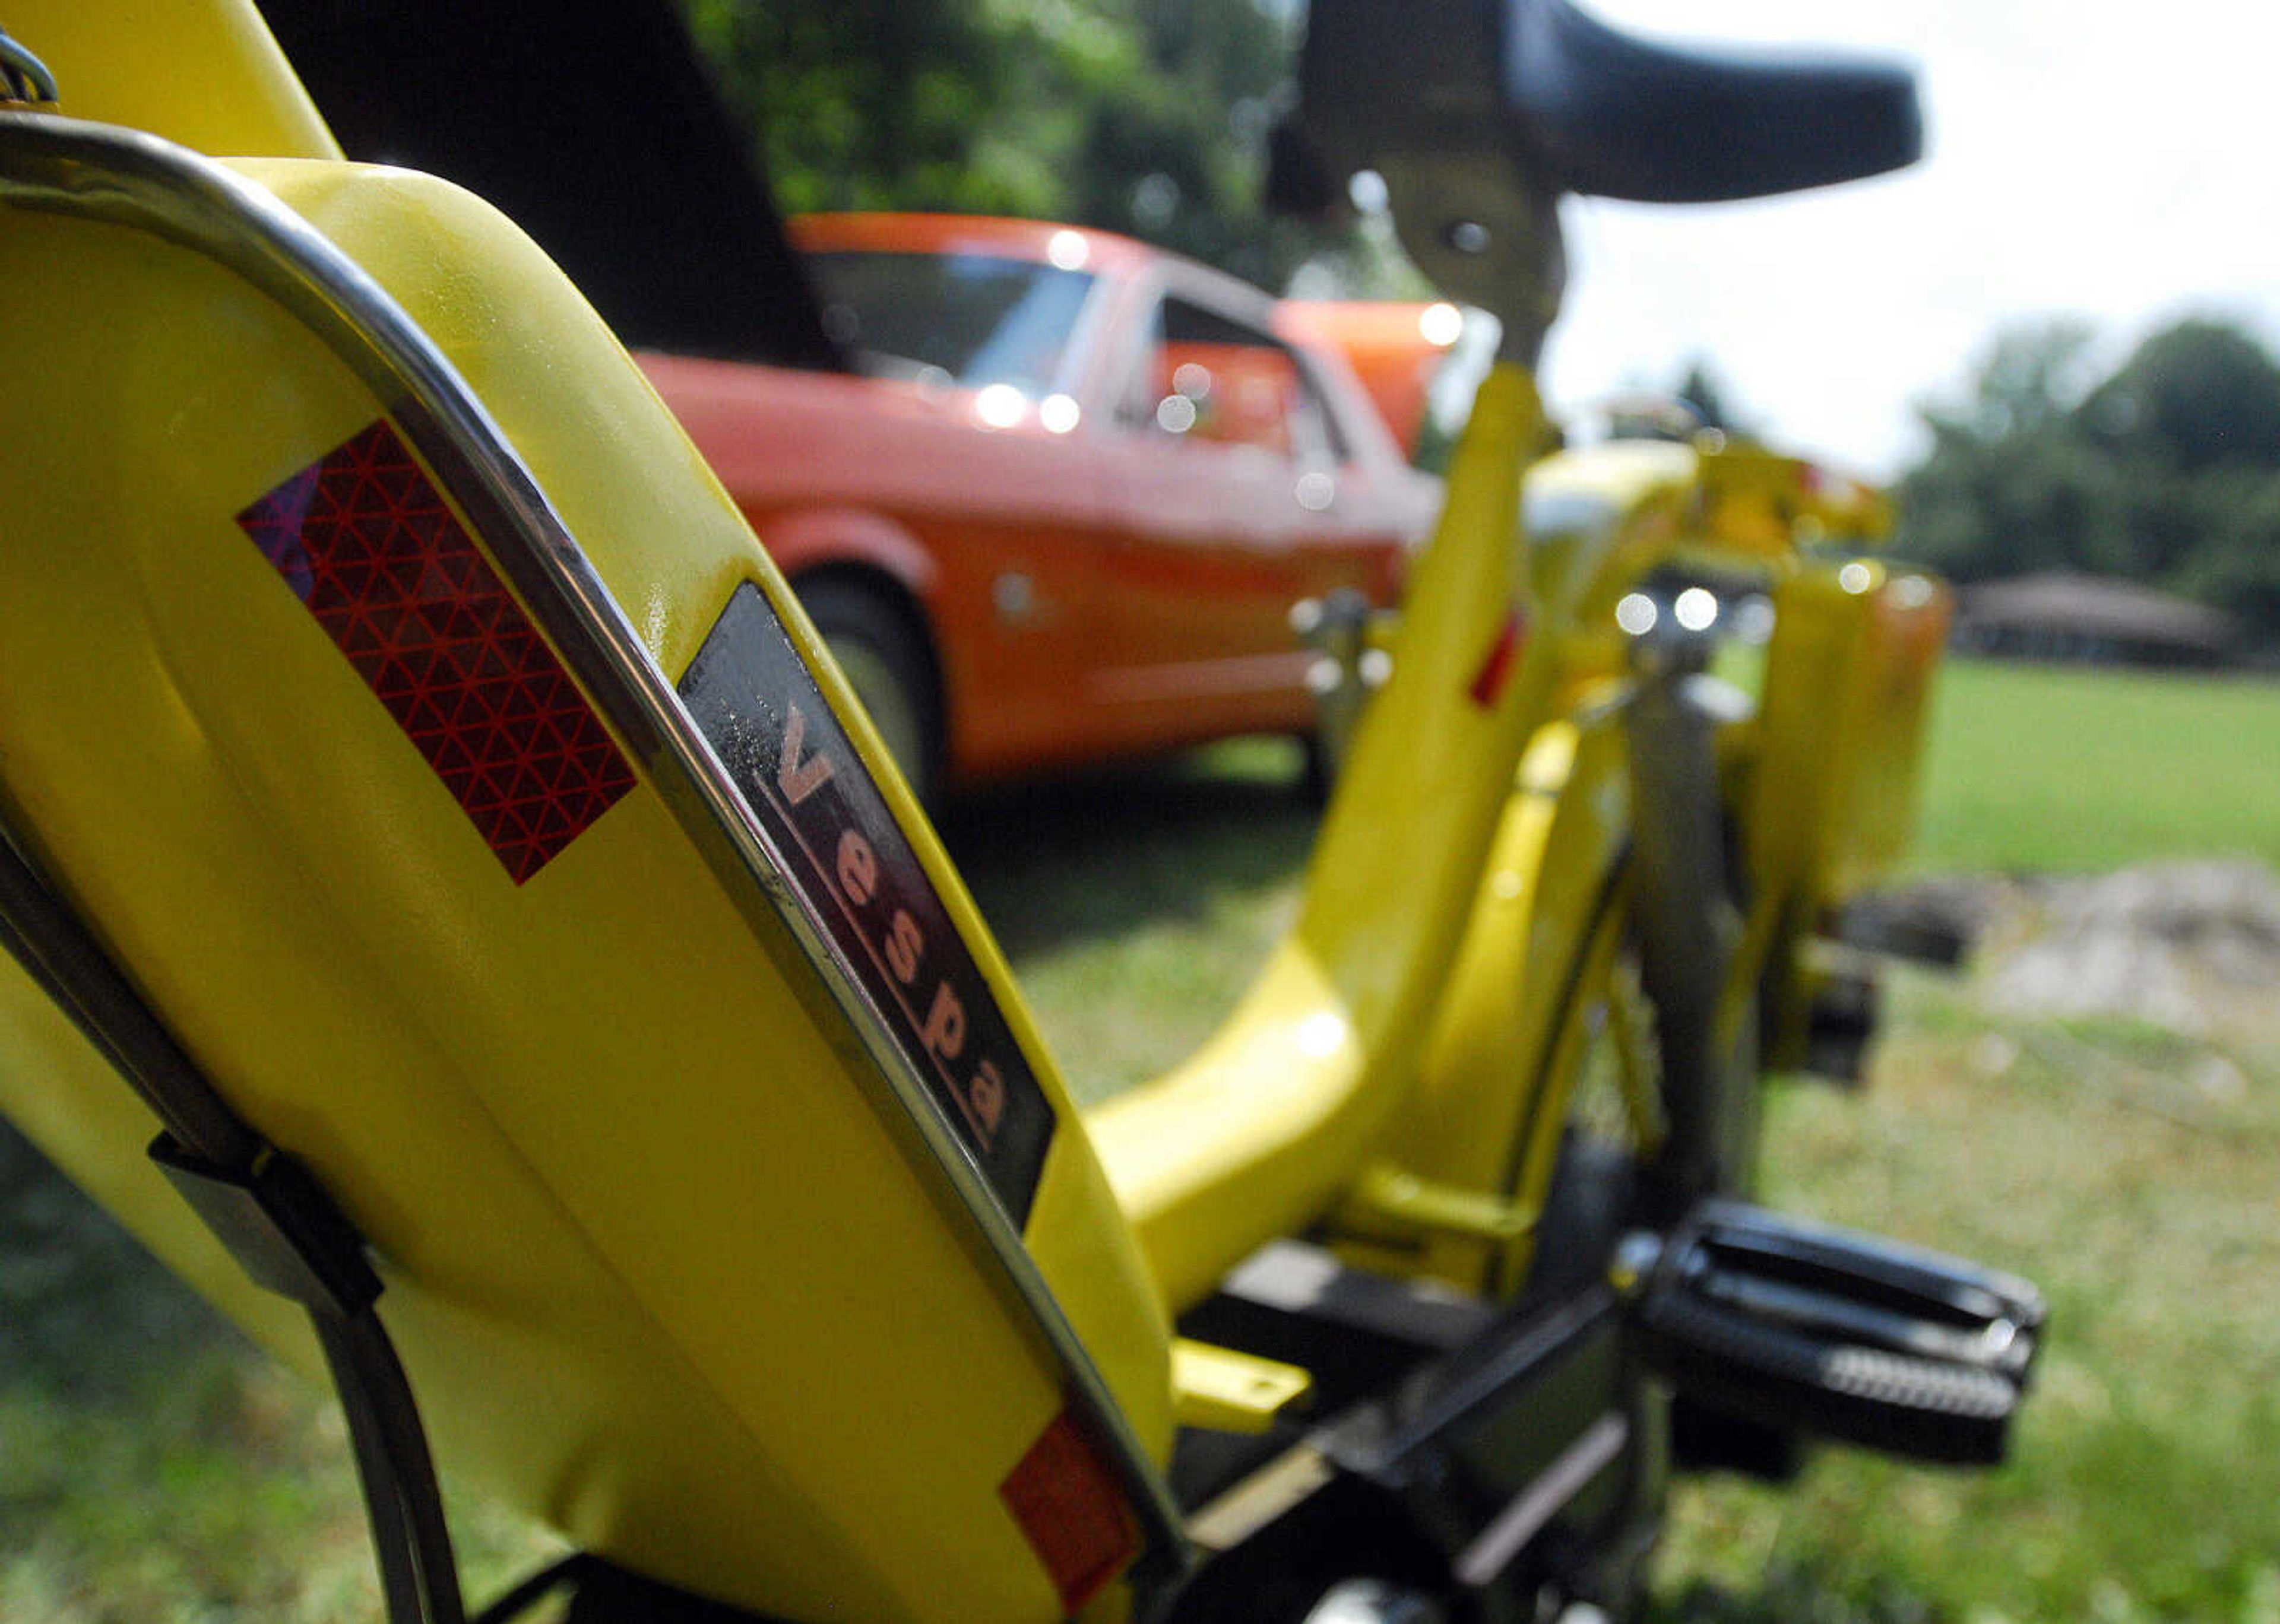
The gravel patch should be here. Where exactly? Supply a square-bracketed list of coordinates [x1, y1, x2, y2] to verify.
[1866, 860, 2280, 1040]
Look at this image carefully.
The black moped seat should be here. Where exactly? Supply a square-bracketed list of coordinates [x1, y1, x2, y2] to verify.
[1505, 0, 1921, 202]
[1282, 0, 1920, 211]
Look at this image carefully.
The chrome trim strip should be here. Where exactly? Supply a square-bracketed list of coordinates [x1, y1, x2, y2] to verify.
[0, 112, 1190, 1603]
[1088, 648, 1315, 706]
[0, 29, 59, 105]
[1052, 255, 1122, 404]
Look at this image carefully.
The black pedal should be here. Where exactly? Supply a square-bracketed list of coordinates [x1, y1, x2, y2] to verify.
[1800, 964, 1879, 1087]
[1626, 1200, 2044, 1466]
[1828, 893, 1974, 970]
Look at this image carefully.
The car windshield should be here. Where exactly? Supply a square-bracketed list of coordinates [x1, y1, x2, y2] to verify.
[807, 250, 1094, 396]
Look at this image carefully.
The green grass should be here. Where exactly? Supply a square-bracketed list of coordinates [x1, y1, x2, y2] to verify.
[940, 738, 1316, 1103]
[1911, 658, 2280, 874]
[2, 661, 2276, 1619]
[0, 1128, 559, 1622]
[1652, 970, 2280, 1624]
[953, 675, 2280, 1623]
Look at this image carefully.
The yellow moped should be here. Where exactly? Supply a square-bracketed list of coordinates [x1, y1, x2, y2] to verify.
[0, 3, 2039, 1620]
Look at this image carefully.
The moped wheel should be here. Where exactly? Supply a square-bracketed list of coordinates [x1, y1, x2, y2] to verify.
[1489, 907, 1671, 1624]
[1584, 891, 1804, 1493]
[1518, 855, 1772, 1620]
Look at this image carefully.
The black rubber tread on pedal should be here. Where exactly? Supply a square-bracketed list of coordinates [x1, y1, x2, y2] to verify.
[1627, 1201, 2044, 1466]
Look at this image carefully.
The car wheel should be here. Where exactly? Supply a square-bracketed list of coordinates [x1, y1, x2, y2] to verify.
[1299, 727, 1337, 808]
[797, 578, 940, 806]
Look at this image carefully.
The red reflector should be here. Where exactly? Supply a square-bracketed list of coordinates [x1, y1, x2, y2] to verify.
[999, 1411, 1142, 1615]
[1467, 607, 1529, 709]
[238, 420, 634, 884]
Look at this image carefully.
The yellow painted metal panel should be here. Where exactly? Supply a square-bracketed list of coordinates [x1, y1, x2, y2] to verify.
[1170, 1340, 1313, 1435]
[10, 0, 337, 158]
[1085, 366, 1553, 1314]
[0, 152, 1168, 1621]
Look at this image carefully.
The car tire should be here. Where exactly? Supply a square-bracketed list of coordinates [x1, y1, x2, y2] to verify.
[1299, 727, 1336, 808]
[797, 577, 941, 807]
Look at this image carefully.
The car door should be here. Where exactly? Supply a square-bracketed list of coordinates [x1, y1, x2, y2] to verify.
[1097, 279, 1398, 753]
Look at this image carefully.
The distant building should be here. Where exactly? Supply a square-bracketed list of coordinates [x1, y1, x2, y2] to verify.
[1953, 572, 2243, 669]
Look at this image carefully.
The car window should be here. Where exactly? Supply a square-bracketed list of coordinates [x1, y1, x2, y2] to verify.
[807, 250, 1094, 397]
[1125, 297, 1342, 462]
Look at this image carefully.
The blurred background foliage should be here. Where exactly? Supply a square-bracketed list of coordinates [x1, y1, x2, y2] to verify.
[679, 0, 1334, 293]
[1899, 315, 2280, 637]
[677, 0, 2280, 643]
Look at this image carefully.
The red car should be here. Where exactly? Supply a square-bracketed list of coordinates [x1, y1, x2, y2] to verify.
[1278, 299, 1470, 459]
[640, 214, 1439, 800]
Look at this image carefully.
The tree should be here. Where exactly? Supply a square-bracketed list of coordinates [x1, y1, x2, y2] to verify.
[2078, 317, 2280, 474]
[679, 0, 1328, 290]
[1668, 356, 1742, 435]
[1895, 314, 2280, 643]
[1897, 321, 2122, 581]
[2184, 472, 2280, 633]
[681, 0, 1130, 219]
[1062, 0, 1315, 288]
[1939, 320, 2100, 441]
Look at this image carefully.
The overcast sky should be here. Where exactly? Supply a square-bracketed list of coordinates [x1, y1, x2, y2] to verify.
[1533, 0, 2280, 478]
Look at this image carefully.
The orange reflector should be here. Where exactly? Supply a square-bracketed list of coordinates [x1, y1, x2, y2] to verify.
[999, 1410, 1142, 1615]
